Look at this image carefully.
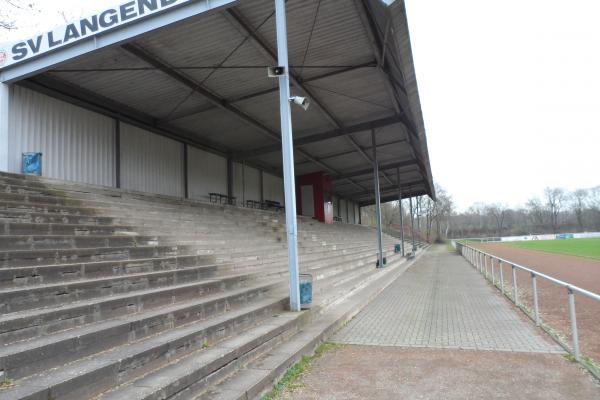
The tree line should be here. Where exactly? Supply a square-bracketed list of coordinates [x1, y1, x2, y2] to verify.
[451, 186, 600, 239]
[360, 185, 600, 242]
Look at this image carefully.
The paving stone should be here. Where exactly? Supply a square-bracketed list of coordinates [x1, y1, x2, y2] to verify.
[332, 247, 563, 353]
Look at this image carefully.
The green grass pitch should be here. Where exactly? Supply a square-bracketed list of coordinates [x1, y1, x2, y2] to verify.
[507, 238, 600, 260]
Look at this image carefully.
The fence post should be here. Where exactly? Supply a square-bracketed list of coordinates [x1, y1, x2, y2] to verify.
[484, 254, 488, 279]
[491, 257, 495, 286]
[568, 288, 581, 361]
[499, 261, 504, 294]
[532, 273, 540, 326]
[512, 265, 518, 305]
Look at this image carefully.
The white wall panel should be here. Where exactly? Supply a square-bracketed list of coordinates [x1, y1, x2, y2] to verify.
[244, 166, 261, 203]
[340, 199, 348, 223]
[332, 195, 339, 217]
[263, 173, 284, 205]
[187, 146, 227, 200]
[348, 201, 356, 224]
[232, 163, 261, 204]
[8, 85, 116, 186]
[120, 123, 183, 196]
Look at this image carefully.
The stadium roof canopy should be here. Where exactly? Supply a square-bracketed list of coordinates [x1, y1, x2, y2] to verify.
[0, 0, 434, 206]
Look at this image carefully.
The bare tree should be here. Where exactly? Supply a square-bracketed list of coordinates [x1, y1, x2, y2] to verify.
[544, 187, 566, 233]
[486, 203, 509, 236]
[569, 189, 588, 232]
[0, 1, 40, 31]
[526, 197, 546, 231]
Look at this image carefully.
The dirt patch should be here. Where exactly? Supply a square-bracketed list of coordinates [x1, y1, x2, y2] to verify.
[476, 243, 600, 363]
[280, 345, 600, 400]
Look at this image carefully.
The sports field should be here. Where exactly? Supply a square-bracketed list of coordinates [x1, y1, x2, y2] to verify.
[507, 238, 600, 260]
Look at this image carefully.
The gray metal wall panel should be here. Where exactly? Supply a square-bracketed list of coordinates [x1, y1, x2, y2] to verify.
[332, 195, 339, 217]
[120, 123, 184, 197]
[262, 173, 284, 205]
[187, 146, 227, 201]
[8, 85, 116, 186]
[243, 165, 261, 203]
[340, 199, 348, 223]
[355, 202, 360, 224]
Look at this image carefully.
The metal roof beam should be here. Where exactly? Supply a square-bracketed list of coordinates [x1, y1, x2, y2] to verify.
[296, 138, 407, 165]
[329, 159, 418, 181]
[358, 191, 427, 207]
[347, 134, 394, 186]
[346, 180, 423, 198]
[20, 75, 286, 176]
[121, 43, 282, 143]
[224, 8, 343, 129]
[353, 0, 433, 196]
[238, 114, 403, 158]
[121, 44, 355, 186]
[225, 8, 384, 189]
[0, 0, 240, 84]
[159, 61, 377, 123]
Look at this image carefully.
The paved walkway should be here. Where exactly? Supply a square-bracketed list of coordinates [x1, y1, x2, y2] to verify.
[332, 246, 562, 353]
[279, 246, 600, 400]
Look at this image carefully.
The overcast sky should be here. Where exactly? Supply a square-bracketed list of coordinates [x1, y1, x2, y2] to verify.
[1, 1, 598, 211]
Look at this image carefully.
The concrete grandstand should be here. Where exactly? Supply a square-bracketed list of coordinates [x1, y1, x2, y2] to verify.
[0, 0, 434, 398]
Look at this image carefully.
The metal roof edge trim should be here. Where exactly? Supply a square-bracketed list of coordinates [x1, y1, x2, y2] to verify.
[0, 0, 240, 84]
[388, 0, 435, 200]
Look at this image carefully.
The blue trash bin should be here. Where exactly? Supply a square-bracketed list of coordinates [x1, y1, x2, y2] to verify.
[299, 273, 313, 309]
[22, 152, 42, 176]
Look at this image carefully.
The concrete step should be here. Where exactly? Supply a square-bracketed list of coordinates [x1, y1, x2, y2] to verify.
[0, 279, 283, 380]
[0, 270, 276, 346]
[0, 209, 116, 225]
[95, 308, 301, 400]
[0, 242, 380, 347]
[0, 244, 214, 268]
[0, 234, 157, 251]
[0, 221, 137, 236]
[0, 295, 287, 400]
[0, 261, 233, 313]
[0, 254, 219, 288]
[92, 249, 411, 400]
[0, 189, 282, 226]
[0, 199, 279, 228]
[193, 253, 413, 400]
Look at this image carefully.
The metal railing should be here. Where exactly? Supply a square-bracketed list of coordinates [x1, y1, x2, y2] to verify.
[456, 242, 600, 367]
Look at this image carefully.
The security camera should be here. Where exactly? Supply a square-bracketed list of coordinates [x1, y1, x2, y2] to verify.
[290, 96, 310, 111]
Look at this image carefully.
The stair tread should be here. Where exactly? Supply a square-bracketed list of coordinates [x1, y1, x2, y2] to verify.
[0, 295, 288, 399]
[0, 279, 283, 358]
[0, 272, 275, 324]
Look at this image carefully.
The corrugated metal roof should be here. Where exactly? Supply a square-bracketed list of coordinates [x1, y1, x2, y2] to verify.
[13, 0, 433, 204]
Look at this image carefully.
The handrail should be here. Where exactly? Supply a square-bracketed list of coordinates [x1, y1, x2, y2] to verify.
[455, 240, 600, 370]
[460, 243, 600, 302]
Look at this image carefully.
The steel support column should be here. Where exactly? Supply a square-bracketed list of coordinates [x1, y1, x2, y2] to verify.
[227, 156, 234, 199]
[183, 144, 189, 199]
[397, 168, 405, 256]
[259, 170, 264, 203]
[409, 196, 416, 253]
[275, 0, 300, 311]
[115, 120, 121, 189]
[372, 130, 384, 268]
[0, 83, 9, 171]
